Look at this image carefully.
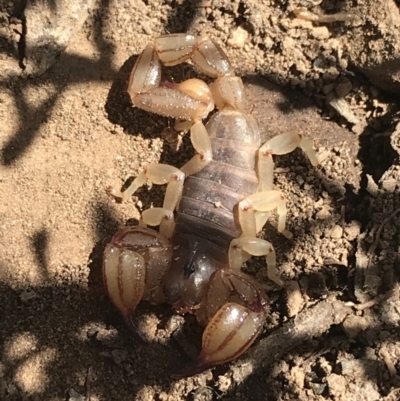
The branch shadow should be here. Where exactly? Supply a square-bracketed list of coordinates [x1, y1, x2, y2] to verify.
[0, 0, 117, 167]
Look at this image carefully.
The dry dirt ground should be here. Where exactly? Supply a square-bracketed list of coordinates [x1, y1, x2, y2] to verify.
[1, 1, 400, 400]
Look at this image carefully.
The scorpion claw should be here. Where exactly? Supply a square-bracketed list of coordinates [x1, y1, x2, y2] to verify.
[173, 302, 266, 377]
[170, 357, 212, 379]
[103, 227, 173, 339]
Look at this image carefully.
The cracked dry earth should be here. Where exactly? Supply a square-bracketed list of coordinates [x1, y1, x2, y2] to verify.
[1, 0, 400, 400]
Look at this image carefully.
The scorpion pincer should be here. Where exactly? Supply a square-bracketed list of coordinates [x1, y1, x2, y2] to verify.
[103, 33, 319, 377]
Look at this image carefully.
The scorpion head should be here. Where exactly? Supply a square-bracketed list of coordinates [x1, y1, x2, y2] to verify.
[163, 238, 222, 312]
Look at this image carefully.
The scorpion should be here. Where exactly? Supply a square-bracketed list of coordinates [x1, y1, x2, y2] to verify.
[103, 33, 319, 377]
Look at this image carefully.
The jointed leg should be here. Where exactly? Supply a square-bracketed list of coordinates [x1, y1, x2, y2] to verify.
[236, 191, 290, 285]
[238, 190, 292, 239]
[108, 164, 184, 238]
[249, 131, 318, 236]
[258, 131, 318, 192]
[229, 237, 281, 286]
[180, 121, 212, 176]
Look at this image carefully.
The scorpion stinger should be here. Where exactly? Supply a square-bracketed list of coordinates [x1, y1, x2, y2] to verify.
[104, 33, 319, 376]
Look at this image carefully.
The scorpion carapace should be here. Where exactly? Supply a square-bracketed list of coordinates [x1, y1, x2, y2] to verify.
[103, 33, 319, 377]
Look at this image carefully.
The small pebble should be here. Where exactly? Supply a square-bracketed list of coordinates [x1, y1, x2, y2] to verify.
[344, 221, 361, 241]
[329, 225, 343, 239]
[67, 389, 85, 401]
[20, 289, 38, 303]
[285, 280, 303, 317]
[335, 77, 353, 98]
[228, 26, 248, 48]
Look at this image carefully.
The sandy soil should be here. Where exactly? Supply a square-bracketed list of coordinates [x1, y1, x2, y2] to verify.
[1, 1, 400, 400]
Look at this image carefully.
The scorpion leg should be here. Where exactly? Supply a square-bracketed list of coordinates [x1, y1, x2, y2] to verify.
[258, 130, 319, 192]
[228, 237, 281, 286]
[238, 190, 291, 238]
[180, 121, 212, 176]
[237, 191, 289, 285]
[108, 164, 185, 238]
[235, 133, 318, 284]
[103, 227, 173, 341]
[173, 269, 268, 378]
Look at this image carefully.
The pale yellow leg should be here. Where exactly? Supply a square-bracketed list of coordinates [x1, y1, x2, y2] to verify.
[255, 211, 271, 233]
[140, 208, 175, 239]
[229, 237, 281, 286]
[258, 131, 318, 192]
[238, 190, 291, 239]
[109, 164, 184, 238]
[180, 121, 212, 177]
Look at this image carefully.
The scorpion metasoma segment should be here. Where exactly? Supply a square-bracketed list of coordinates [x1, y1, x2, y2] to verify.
[103, 33, 319, 377]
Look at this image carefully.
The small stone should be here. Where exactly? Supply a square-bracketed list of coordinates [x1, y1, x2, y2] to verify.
[381, 178, 397, 192]
[342, 315, 369, 338]
[328, 95, 359, 125]
[67, 389, 85, 401]
[307, 272, 327, 298]
[335, 77, 353, 98]
[327, 374, 347, 397]
[166, 314, 185, 333]
[381, 297, 400, 325]
[322, 83, 335, 94]
[369, 85, 380, 97]
[23, 0, 95, 75]
[291, 366, 305, 388]
[365, 174, 379, 196]
[315, 204, 332, 220]
[296, 175, 305, 186]
[364, 274, 382, 295]
[309, 382, 327, 395]
[111, 349, 128, 365]
[218, 375, 232, 392]
[344, 221, 361, 241]
[282, 35, 295, 51]
[311, 26, 330, 40]
[140, 20, 152, 36]
[228, 25, 248, 48]
[319, 358, 332, 375]
[285, 280, 303, 317]
[328, 225, 343, 239]
[20, 289, 38, 302]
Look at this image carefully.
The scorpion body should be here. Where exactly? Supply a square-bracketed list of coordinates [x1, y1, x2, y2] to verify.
[103, 34, 318, 377]
[164, 110, 261, 310]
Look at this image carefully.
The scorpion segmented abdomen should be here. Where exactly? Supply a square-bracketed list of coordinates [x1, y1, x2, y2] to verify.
[173, 110, 261, 263]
